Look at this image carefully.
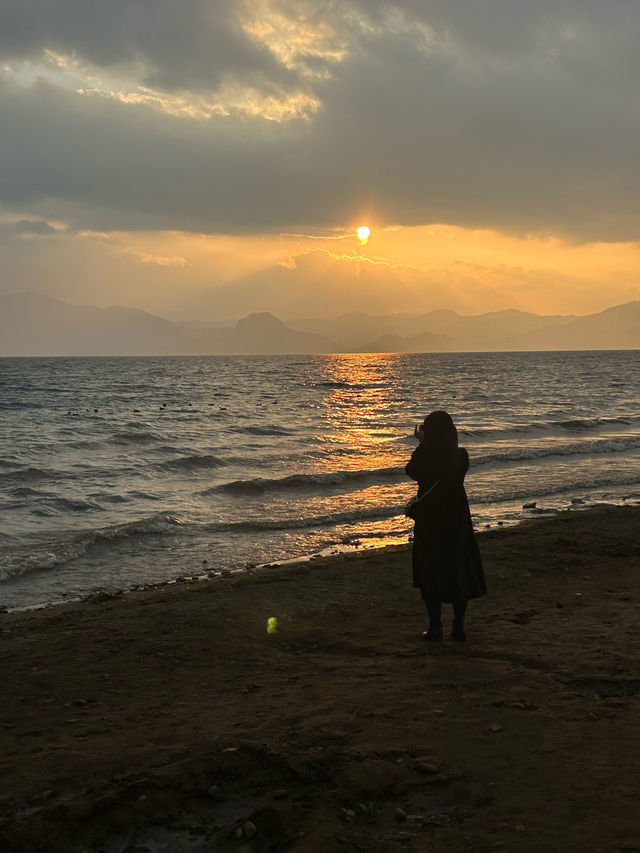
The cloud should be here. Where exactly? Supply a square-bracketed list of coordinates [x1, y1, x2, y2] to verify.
[196, 245, 640, 319]
[0, 1, 639, 240]
[120, 247, 189, 267]
[0, 218, 60, 238]
[0, 0, 287, 90]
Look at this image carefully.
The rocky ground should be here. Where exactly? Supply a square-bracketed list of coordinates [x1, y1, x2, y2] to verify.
[1, 505, 639, 853]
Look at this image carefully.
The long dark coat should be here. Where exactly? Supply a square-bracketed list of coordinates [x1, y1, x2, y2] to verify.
[405, 444, 486, 603]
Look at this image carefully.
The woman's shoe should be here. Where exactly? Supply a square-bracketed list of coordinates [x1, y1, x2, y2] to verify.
[421, 630, 443, 642]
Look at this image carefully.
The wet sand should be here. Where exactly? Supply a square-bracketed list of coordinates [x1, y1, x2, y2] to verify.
[1, 505, 639, 853]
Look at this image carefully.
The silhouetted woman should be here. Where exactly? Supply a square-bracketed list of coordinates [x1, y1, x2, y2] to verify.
[405, 410, 486, 641]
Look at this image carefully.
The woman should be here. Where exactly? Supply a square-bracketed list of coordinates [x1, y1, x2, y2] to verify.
[405, 410, 486, 641]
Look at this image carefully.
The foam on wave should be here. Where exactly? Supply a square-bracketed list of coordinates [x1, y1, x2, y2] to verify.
[205, 435, 640, 496]
[0, 513, 182, 582]
[474, 435, 640, 467]
[207, 503, 406, 533]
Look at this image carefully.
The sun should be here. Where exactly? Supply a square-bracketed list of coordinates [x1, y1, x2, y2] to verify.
[356, 225, 371, 244]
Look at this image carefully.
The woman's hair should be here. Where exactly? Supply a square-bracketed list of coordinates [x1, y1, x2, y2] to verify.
[422, 410, 458, 452]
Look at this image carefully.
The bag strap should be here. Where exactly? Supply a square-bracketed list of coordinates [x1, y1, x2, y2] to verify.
[413, 480, 439, 505]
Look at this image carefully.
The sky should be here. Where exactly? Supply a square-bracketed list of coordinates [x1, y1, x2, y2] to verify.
[1, 0, 640, 322]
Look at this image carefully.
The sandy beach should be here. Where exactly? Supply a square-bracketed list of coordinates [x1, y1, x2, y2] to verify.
[1, 505, 639, 853]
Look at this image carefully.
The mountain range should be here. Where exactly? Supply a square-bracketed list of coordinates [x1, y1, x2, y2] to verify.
[1, 291, 639, 355]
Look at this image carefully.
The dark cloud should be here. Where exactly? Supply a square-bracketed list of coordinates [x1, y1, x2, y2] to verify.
[0, 1, 639, 240]
[0, 218, 58, 238]
[0, 0, 290, 90]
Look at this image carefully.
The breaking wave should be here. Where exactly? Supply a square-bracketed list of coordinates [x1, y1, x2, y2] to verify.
[474, 435, 640, 467]
[0, 514, 182, 582]
[202, 466, 404, 495]
[207, 504, 406, 533]
[462, 414, 639, 438]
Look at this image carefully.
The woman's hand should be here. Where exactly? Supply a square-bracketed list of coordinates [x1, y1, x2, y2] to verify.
[414, 424, 425, 443]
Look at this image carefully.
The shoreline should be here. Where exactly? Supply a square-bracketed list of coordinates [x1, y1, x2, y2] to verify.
[3, 497, 638, 615]
[1, 504, 639, 852]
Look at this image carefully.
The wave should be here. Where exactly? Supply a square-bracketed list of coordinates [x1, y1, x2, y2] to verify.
[0, 458, 21, 469]
[34, 497, 103, 514]
[0, 401, 43, 411]
[470, 473, 640, 505]
[0, 467, 65, 484]
[158, 454, 228, 472]
[462, 414, 640, 439]
[0, 513, 182, 582]
[207, 434, 640, 496]
[203, 465, 404, 496]
[8, 486, 53, 498]
[474, 435, 640, 467]
[207, 503, 406, 533]
[555, 416, 635, 430]
[192, 439, 640, 505]
[110, 431, 162, 444]
[237, 425, 296, 436]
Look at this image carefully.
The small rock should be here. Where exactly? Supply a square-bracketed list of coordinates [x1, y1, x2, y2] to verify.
[489, 723, 504, 733]
[341, 808, 356, 820]
[243, 821, 257, 839]
[395, 807, 407, 821]
[235, 827, 244, 839]
[523, 501, 536, 509]
[415, 760, 439, 774]
[274, 789, 290, 800]
[207, 784, 222, 798]
[556, 601, 564, 608]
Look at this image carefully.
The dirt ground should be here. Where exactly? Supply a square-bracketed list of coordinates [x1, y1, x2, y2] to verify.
[1, 505, 639, 853]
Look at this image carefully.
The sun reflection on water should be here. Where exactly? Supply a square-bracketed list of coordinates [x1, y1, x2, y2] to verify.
[318, 353, 406, 470]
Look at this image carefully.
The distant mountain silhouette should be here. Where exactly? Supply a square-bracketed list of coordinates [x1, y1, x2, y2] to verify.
[291, 309, 461, 349]
[1, 292, 638, 355]
[290, 305, 640, 352]
[225, 312, 331, 354]
[0, 292, 196, 356]
[496, 302, 640, 351]
[0, 293, 334, 356]
[347, 308, 578, 352]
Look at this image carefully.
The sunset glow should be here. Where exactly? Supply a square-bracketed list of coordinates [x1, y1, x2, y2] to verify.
[1, 3, 639, 325]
